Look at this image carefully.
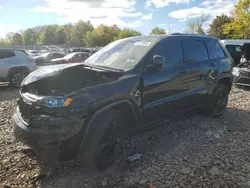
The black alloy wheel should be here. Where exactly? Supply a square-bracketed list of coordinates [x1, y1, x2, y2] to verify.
[10, 72, 27, 87]
[95, 119, 123, 170]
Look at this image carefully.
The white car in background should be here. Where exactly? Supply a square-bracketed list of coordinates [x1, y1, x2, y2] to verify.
[0, 49, 37, 87]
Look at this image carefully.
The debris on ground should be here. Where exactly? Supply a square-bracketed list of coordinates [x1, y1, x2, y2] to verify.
[128, 153, 143, 162]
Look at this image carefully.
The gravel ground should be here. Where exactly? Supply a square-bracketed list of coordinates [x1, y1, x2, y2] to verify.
[1, 86, 250, 188]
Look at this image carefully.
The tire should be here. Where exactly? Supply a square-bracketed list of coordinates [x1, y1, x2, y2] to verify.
[9, 71, 28, 88]
[77, 109, 125, 170]
[203, 84, 229, 118]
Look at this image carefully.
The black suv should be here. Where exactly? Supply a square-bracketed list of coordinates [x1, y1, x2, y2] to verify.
[13, 34, 233, 169]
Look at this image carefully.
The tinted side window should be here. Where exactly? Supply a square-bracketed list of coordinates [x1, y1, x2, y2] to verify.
[151, 39, 183, 67]
[206, 40, 226, 59]
[0, 50, 15, 59]
[182, 39, 208, 63]
[53, 53, 62, 58]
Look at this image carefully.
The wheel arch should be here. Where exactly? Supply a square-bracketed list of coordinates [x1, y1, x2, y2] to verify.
[76, 99, 140, 162]
[7, 66, 31, 79]
[86, 99, 140, 134]
[216, 74, 233, 93]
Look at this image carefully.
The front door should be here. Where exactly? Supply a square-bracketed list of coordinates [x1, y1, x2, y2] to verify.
[142, 38, 191, 124]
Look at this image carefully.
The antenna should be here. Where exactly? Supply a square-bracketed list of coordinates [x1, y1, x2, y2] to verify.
[168, 20, 172, 34]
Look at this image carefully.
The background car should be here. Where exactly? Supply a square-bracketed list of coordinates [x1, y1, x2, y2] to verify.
[51, 52, 90, 64]
[25, 50, 40, 57]
[233, 43, 250, 87]
[0, 49, 37, 87]
[33, 52, 65, 65]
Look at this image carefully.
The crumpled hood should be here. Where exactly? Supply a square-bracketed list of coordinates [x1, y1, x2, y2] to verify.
[22, 63, 79, 86]
[21, 63, 123, 95]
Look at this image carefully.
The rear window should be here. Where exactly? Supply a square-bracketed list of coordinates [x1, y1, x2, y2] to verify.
[206, 40, 226, 59]
[0, 50, 15, 59]
[182, 40, 208, 63]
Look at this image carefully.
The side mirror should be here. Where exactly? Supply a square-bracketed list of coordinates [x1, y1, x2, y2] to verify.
[153, 55, 164, 69]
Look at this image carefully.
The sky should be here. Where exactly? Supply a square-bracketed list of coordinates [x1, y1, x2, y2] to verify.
[0, 0, 237, 38]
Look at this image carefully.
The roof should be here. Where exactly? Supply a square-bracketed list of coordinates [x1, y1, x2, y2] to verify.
[122, 33, 217, 41]
[68, 52, 90, 55]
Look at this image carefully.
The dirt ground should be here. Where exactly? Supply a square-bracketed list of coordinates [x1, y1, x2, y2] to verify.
[1, 86, 250, 188]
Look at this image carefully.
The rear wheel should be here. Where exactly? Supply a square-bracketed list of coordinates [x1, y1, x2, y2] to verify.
[10, 71, 28, 88]
[77, 109, 125, 170]
[203, 84, 229, 118]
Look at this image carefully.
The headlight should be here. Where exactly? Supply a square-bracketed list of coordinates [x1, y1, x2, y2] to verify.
[43, 97, 73, 108]
[232, 68, 240, 77]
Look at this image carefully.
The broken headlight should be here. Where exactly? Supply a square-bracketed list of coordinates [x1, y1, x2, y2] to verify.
[43, 97, 73, 108]
[232, 67, 240, 77]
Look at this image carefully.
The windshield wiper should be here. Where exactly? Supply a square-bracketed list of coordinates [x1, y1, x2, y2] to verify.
[82, 63, 125, 73]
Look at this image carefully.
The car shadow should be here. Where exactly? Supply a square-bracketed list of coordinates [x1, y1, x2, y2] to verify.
[21, 106, 250, 188]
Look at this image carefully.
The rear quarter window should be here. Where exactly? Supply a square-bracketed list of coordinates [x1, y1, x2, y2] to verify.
[0, 50, 15, 59]
[206, 40, 226, 59]
[13, 50, 29, 59]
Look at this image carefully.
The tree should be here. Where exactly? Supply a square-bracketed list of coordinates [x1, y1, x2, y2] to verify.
[0, 38, 8, 46]
[12, 33, 23, 45]
[185, 14, 210, 34]
[5, 32, 23, 45]
[84, 25, 115, 47]
[115, 28, 141, 40]
[223, 0, 250, 39]
[56, 26, 67, 44]
[39, 25, 58, 45]
[150, 27, 166, 35]
[70, 21, 94, 46]
[23, 28, 38, 45]
[208, 14, 233, 39]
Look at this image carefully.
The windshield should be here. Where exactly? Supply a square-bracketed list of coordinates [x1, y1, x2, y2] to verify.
[84, 37, 159, 71]
[41, 52, 50, 57]
[64, 53, 76, 59]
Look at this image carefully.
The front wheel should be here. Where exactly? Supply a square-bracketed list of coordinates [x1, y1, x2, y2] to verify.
[77, 109, 125, 170]
[203, 84, 229, 118]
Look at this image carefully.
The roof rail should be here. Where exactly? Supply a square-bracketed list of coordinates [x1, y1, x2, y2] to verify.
[171, 33, 182, 35]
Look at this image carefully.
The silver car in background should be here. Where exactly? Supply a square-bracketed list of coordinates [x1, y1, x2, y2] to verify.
[0, 49, 37, 87]
[33, 52, 65, 65]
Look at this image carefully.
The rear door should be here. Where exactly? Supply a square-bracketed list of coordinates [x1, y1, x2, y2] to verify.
[71, 53, 81, 63]
[180, 39, 210, 106]
[76, 53, 87, 62]
[0, 50, 15, 79]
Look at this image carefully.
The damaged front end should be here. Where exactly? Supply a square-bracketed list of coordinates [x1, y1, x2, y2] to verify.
[13, 63, 122, 163]
[233, 58, 250, 86]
